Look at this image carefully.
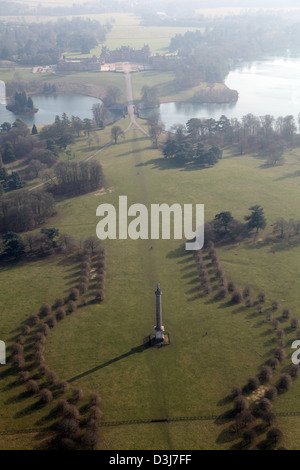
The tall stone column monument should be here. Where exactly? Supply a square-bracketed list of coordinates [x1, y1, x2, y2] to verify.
[154, 283, 164, 342]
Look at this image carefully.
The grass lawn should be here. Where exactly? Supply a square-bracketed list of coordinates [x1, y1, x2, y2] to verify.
[1, 122, 300, 448]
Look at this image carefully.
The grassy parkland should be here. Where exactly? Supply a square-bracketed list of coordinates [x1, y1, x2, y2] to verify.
[1, 11, 300, 451]
[2, 116, 300, 448]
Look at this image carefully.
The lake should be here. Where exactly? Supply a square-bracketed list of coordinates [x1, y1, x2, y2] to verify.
[158, 56, 300, 129]
[0, 93, 123, 126]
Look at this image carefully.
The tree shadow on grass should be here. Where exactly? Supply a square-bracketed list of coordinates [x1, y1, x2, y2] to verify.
[14, 398, 45, 419]
[216, 424, 238, 444]
[66, 339, 152, 384]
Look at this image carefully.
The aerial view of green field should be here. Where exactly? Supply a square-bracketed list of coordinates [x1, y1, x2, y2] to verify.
[1, 0, 300, 455]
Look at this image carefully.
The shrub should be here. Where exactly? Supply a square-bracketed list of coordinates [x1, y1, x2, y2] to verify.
[231, 385, 242, 397]
[47, 370, 59, 385]
[257, 291, 267, 303]
[259, 365, 273, 384]
[276, 329, 285, 340]
[39, 302, 52, 318]
[227, 281, 237, 292]
[18, 371, 30, 383]
[271, 300, 280, 311]
[218, 287, 228, 299]
[243, 285, 253, 299]
[81, 430, 101, 450]
[243, 428, 257, 445]
[81, 261, 91, 271]
[28, 314, 40, 326]
[56, 307, 66, 321]
[47, 315, 57, 328]
[79, 282, 88, 294]
[90, 393, 102, 407]
[34, 351, 45, 366]
[86, 418, 100, 432]
[39, 364, 50, 376]
[262, 411, 276, 427]
[245, 297, 254, 308]
[291, 317, 300, 329]
[264, 387, 278, 401]
[54, 297, 64, 308]
[203, 282, 212, 295]
[33, 341, 44, 353]
[282, 308, 292, 320]
[256, 397, 272, 413]
[34, 332, 46, 343]
[257, 303, 265, 314]
[216, 268, 225, 279]
[67, 300, 77, 314]
[69, 288, 80, 301]
[247, 376, 259, 391]
[39, 323, 50, 336]
[59, 438, 76, 450]
[277, 373, 292, 391]
[26, 379, 39, 394]
[12, 354, 25, 370]
[57, 418, 79, 439]
[231, 290, 243, 304]
[58, 380, 70, 394]
[89, 406, 103, 420]
[268, 357, 280, 370]
[95, 289, 105, 302]
[290, 364, 300, 378]
[21, 325, 31, 335]
[16, 335, 26, 345]
[267, 427, 283, 445]
[63, 404, 80, 420]
[56, 399, 69, 415]
[236, 410, 255, 428]
[272, 319, 280, 330]
[72, 387, 84, 402]
[11, 343, 24, 355]
[234, 395, 249, 413]
[39, 388, 53, 404]
[274, 347, 285, 362]
[266, 310, 273, 321]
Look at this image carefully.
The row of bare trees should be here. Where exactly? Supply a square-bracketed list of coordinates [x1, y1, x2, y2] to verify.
[10, 242, 107, 449]
[192, 243, 300, 448]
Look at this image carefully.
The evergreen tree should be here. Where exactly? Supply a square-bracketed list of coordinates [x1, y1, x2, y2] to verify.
[2, 142, 16, 163]
[245, 205, 266, 233]
[32, 124, 38, 135]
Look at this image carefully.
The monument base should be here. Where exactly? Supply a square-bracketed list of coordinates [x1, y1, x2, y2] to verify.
[154, 325, 164, 343]
[150, 331, 170, 347]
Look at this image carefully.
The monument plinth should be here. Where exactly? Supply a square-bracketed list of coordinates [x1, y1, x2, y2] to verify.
[154, 283, 164, 342]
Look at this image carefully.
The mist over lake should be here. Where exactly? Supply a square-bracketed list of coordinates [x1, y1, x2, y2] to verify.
[159, 56, 300, 129]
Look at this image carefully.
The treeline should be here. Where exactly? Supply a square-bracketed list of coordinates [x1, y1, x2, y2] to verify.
[174, 113, 299, 160]
[169, 15, 300, 85]
[0, 118, 58, 189]
[163, 122, 222, 166]
[0, 18, 110, 65]
[51, 160, 105, 197]
[204, 206, 267, 246]
[0, 189, 55, 234]
[0, 0, 128, 17]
